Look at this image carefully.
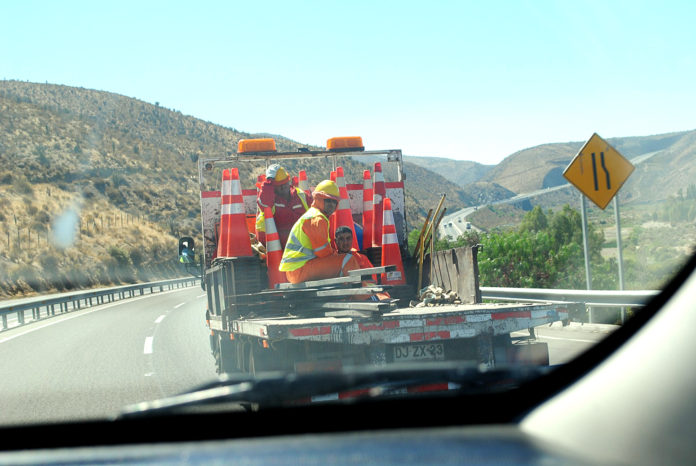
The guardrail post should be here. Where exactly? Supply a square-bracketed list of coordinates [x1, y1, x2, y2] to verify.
[2, 314, 7, 329]
[89, 297, 93, 306]
[18, 310, 25, 325]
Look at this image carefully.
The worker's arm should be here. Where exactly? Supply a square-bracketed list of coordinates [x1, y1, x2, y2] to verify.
[257, 180, 275, 209]
[302, 216, 334, 258]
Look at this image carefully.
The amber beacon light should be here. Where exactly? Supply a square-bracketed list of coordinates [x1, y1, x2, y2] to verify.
[327, 136, 364, 152]
[238, 138, 277, 154]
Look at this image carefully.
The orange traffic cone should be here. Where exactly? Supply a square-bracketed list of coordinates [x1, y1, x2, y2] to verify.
[218, 167, 253, 258]
[298, 170, 309, 192]
[335, 167, 359, 250]
[217, 169, 232, 258]
[372, 162, 386, 248]
[329, 170, 337, 243]
[263, 206, 288, 288]
[380, 198, 406, 285]
[362, 169, 374, 250]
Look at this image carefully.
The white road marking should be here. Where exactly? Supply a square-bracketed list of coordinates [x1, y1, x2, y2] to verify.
[154, 315, 166, 324]
[0, 288, 193, 345]
[144, 372, 154, 377]
[143, 336, 154, 354]
[174, 302, 186, 309]
[197, 294, 206, 298]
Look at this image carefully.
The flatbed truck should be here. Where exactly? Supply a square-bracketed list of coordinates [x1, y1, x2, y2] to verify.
[194, 138, 573, 375]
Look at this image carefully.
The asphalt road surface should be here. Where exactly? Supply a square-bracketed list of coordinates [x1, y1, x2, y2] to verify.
[0, 287, 607, 426]
[0, 286, 216, 425]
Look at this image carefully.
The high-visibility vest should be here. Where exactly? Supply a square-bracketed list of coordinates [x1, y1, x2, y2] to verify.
[255, 188, 309, 234]
[279, 207, 330, 272]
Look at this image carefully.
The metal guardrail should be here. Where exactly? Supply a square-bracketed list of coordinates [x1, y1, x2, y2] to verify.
[480, 287, 660, 323]
[0, 277, 200, 332]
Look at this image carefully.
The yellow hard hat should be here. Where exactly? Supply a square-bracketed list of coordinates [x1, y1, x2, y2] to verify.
[313, 180, 341, 201]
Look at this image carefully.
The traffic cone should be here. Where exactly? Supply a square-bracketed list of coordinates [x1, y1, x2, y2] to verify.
[329, 170, 337, 243]
[218, 167, 253, 258]
[216, 169, 232, 258]
[263, 206, 288, 288]
[335, 167, 359, 250]
[362, 169, 374, 250]
[298, 170, 309, 192]
[372, 162, 386, 248]
[380, 198, 406, 285]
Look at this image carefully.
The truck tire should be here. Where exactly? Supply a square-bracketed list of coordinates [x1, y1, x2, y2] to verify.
[216, 334, 239, 374]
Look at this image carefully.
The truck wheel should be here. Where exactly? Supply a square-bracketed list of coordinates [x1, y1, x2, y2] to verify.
[216, 334, 239, 374]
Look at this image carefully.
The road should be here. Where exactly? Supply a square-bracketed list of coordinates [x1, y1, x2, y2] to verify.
[0, 287, 606, 425]
[438, 148, 664, 239]
[0, 286, 216, 425]
[512, 322, 616, 365]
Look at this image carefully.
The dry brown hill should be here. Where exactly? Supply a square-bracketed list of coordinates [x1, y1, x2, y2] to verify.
[481, 130, 696, 204]
[0, 80, 472, 296]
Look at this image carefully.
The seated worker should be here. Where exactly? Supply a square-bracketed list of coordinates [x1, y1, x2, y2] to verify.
[256, 164, 311, 248]
[279, 180, 361, 284]
[335, 226, 390, 301]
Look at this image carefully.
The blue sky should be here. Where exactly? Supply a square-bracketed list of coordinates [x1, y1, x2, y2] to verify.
[1, 0, 694, 164]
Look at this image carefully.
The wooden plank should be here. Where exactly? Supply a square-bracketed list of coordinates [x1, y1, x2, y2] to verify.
[316, 287, 387, 297]
[347, 265, 395, 277]
[276, 275, 362, 290]
[320, 302, 397, 311]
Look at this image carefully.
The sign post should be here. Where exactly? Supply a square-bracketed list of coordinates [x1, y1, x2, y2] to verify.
[563, 134, 634, 320]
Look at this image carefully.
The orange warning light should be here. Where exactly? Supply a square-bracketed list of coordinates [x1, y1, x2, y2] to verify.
[238, 138, 277, 154]
[327, 136, 364, 152]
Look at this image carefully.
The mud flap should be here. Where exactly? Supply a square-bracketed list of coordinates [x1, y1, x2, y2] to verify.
[507, 342, 550, 366]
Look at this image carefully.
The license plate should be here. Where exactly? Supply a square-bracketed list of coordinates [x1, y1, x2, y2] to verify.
[393, 343, 445, 362]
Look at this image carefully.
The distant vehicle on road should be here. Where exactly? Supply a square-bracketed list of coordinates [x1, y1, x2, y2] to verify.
[466, 222, 471, 230]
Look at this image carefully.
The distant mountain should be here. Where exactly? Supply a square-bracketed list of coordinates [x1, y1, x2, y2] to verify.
[481, 130, 696, 204]
[402, 156, 494, 187]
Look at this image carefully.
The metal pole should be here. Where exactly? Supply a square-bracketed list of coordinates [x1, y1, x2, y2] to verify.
[580, 194, 593, 323]
[614, 194, 626, 324]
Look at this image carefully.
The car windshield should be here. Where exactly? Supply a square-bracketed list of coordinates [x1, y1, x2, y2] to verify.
[0, 1, 694, 426]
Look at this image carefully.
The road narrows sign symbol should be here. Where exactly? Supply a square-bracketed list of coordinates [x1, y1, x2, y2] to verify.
[563, 133, 634, 209]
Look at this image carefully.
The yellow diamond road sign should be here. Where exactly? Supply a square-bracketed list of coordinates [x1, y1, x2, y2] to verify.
[563, 133, 635, 210]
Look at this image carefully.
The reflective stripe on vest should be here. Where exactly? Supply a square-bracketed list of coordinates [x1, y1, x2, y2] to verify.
[279, 206, 328, 272]
[256, 188, 309, 233]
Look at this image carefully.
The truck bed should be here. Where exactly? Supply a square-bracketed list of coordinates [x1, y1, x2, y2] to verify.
[229, 302, 571, 345]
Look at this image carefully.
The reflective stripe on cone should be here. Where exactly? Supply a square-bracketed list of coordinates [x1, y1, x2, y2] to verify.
[218, 168, 253, 258]
[372, 162, 385, 248]
[264, 207, 288, 288]
[335, 167, 359, 250]
[381, 198, 406, 285]
[362, 170, 374, 250]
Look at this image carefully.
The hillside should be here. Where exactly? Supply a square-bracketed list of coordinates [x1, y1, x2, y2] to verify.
[0, 81, 472, 296]
[403, 156, 493, 187]
[481, 130, 696, 204]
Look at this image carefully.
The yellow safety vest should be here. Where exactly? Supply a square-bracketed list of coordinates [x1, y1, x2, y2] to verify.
[279, 207, 331, 272]
[255, 188, 309, 234]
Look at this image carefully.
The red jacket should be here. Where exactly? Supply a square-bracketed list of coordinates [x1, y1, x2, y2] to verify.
[256, 180, 312, 246]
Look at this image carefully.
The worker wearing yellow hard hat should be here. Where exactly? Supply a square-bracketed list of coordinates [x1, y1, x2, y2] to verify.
[280, 180, 360, 284]
[256, 164, 311, 248]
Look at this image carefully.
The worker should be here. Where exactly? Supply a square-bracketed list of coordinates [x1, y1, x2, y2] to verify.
[256, 164, 311, 248]
[335, 226, 390, 301]
[179, 241, 193, 264]
[279, 180, 361, 284]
